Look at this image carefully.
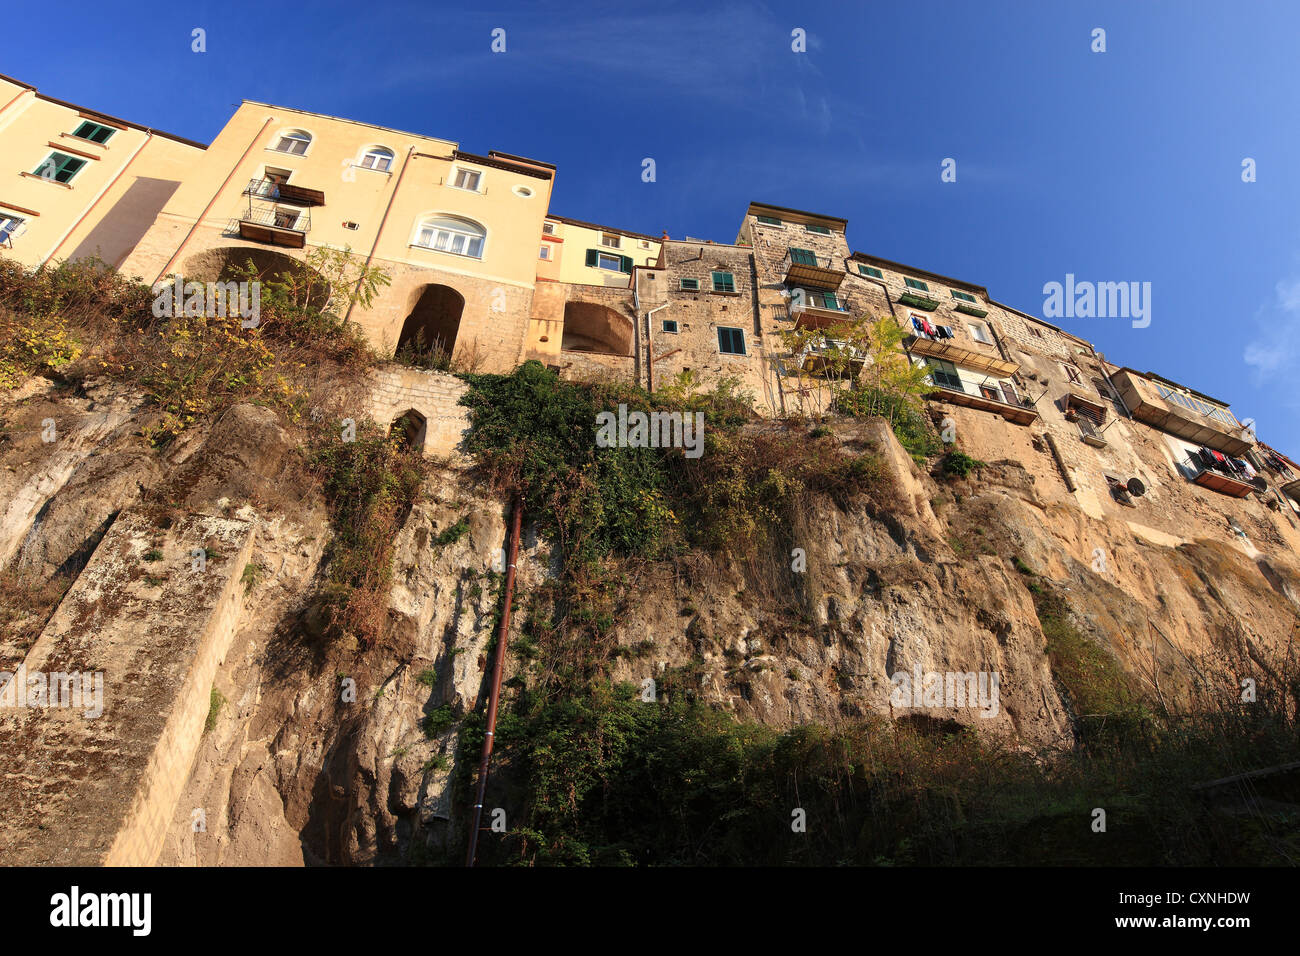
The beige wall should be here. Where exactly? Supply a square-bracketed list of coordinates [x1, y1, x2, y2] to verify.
[0, 76, 204, 270]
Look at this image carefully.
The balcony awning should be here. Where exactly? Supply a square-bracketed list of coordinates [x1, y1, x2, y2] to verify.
[237, 220, 307, 249]
[277, 183, 326, 206]
[1065, 391, 1107, 420]
[906, 335, 1019, 377]
[925, 383, 1038, 425]
[1191, 467, 1254, 498]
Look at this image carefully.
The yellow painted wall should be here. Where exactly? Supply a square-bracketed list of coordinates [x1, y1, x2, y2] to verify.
[0, 76, 204, 270]
[549, 218, 660, 287]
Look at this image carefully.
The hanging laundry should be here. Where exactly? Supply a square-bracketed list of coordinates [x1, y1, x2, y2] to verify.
[922, 318, 937, 336]
[911, 317, 925, 335]
[938, 325, 955, 339]
[1242, 460, 1257, 478]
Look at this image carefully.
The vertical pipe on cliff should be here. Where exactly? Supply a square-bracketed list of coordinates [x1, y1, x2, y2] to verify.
[465, 493, 524, 867]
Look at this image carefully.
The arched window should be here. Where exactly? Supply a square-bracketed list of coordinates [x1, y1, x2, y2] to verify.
[414, 215, 486, 259]
[360, 146, 394, 171]
[272, 129, 311, 155]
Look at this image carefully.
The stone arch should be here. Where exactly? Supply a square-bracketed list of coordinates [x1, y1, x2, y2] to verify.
[561, 301, 633, 355]
[389, 408, 427, 453]
[181, 246, 331, 311]
[397, 284, 465, 364]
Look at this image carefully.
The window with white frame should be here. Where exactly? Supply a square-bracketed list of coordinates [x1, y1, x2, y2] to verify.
[0, 213, 25, 244]
[359, 147, 394, 171]
[968, 323, 992, 344]
[596, 252, 622, 271]
[450, 168, 482, 191]
[542, 221, 557, 235]
[539, 245, 551, 260]
[272, 129, 311, 155]
[415, 215, 486, 258]
[601, 232, 621, 248]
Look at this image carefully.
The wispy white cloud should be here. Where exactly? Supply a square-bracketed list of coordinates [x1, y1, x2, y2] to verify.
[1244, 269, 1300, 384]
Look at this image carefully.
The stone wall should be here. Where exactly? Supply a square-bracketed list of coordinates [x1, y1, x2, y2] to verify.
[364, 365, 471, 461]
[0, 511, 254, 865]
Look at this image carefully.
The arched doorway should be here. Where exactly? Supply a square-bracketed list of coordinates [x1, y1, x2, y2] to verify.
[389, 409, 427, 454]
[182, 247, 331, 312]
[560, 301, 633, 355]
[397, 284, 465, 368]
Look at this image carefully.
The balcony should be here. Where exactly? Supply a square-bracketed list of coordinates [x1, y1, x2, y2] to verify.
[954, 302, 989, 318]
[234, 200, 310, 249]
[781, 248, 844, 289]
[926, 379, 1039, 425]
[898, 290, 941, 311]
[793, 338, 865, 377]
[1110, 368, 1252, 457]
[1185, 455, 1256, 499]
[789, 289, 851, 330]
[905, 334, 1019, 377]
[244, 178, 325, 207]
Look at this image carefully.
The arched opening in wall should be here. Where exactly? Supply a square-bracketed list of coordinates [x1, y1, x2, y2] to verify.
[396, 284, 465, 369]
[389, 409, 427, 454]
[182, 246, 331, 313]
[560, 301, 633, 355]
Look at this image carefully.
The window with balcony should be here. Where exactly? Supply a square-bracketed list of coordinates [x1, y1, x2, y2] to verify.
[359, 147, 394, 171]
[789, 247, 818, 266]
[415, 215, 486, 258]
[35, 152, 86, 184]
[72, 120, 115, 145]
[717, 326, 746, 354]
[712, 271, 736, 293]
[272, 129, 311, 155]
[926, 358, 962, 391]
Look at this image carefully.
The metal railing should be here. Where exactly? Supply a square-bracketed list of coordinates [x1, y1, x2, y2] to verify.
[240, 200, 310, 233]
[782, 248, 837, 272]
[791, 289, 850, 313]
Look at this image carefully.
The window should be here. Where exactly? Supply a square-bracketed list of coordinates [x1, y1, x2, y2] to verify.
[0, 214, 25, 245]
[272, 129, 311, 155]
[72, 120, 115, 145]
[597, 252, 622, 270]
[1062, 363, 1083, 385]
[639, 239, 651, 250]
[542, 221, 557, 235]
[512, 185, 533, 197]
[789, 247, 818, 266]
[680, 278, 700, 291]
[35, 152, 86, 184]
[717, 326, 746, 354]
[904, 277, 930, 292]
[979, 385, 1000, 400]
[415, 215, 486, 258]
[858, 264, 883, 279]
[804, 223, 831, 235]
[757, 215, 782, 226]
[601, 232, 621, 248]
[968, 323, 992, 345]
[662, 319, 679, 333]
[359, 147, 394, 171]
[539, 245, 551, 260]
[926, 358, 962, 391]
[1001, 381, 1021, 406]
[264, 167, 291, 186]
[273, 208, 301, 230]
[951, 289, 977, 303]
[711, 271, 736, 293]
[1152, 382, 1238, 427]
[1029, 326, 1043, 337]
[451, 168, 482, 191]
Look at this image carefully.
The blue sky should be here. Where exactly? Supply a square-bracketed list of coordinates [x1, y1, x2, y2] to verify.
[8, 1, 1300, 450]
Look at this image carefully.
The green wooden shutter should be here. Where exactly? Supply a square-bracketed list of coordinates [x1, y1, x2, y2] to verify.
[585, 249, 598, 267]
[620, 255, 633, 273]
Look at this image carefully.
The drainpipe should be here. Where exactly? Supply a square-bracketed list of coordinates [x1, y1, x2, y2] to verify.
[466, 493, 524, 868]
[43, 130, 153, 267]
[1090, 347, 1133, 418]
[343, 144, 415, 329]
[155, 116, 274, 284]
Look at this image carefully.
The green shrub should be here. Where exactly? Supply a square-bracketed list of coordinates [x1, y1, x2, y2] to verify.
[942, 450, 984, 478]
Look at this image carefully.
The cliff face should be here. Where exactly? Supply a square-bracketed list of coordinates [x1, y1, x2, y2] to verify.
[3, 376, 1298, 865]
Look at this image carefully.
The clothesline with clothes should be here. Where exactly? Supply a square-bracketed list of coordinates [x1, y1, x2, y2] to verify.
[1193, 446, 1257, 480]
[910, 316, 956, 340]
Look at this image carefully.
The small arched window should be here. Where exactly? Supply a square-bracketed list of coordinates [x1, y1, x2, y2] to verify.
[272, 129, 311, 155]
[360, 146, 394, 171]
[415, 215, 486, 259]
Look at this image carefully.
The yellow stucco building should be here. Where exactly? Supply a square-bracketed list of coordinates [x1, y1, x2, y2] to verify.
[0, 72, 204, 270]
